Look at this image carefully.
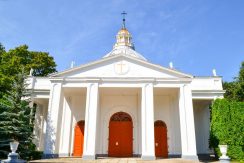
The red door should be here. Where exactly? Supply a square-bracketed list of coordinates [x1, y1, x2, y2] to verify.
[73, 121, 85, 156]
[108, 112, 133, 157]
[154, 120, 168, 158]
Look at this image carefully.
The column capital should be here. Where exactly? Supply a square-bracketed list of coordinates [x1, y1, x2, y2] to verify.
[87, 82, 99, 87]
[142, 82, 154, 88]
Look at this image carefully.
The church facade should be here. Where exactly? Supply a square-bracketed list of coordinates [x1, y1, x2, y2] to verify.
[27, 22, 224, 160]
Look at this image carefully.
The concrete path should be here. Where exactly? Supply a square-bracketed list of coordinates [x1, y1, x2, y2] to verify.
[30, 157, 218, 163]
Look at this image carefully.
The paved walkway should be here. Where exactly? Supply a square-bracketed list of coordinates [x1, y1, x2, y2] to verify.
[30, 157, 218, 163]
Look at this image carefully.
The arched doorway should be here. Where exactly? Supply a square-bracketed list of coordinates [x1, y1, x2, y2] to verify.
[73, 120, 85, 156]
[154, 120, 168, 157]
[108, 112, 133, 157]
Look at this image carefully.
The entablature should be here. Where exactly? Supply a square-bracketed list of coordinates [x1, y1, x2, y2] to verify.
[27, 76, 224, 101]
[192, 90, 225, 100]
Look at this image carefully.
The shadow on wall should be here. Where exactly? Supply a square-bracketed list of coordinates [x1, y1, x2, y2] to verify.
[33, 105, 42, 150]
[42, 112, 58, 159]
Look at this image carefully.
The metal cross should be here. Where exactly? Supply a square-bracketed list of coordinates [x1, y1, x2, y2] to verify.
[121, 11, 127, 28]
[121, 11, 127, 19]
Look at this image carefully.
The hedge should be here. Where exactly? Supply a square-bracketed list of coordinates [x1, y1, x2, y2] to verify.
[210, 99, 244, 161]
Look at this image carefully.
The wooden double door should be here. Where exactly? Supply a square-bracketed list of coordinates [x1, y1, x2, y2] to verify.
[154, 120, 168, 158]
[73, 121, 85, 156]
[108, 112, 133, 157]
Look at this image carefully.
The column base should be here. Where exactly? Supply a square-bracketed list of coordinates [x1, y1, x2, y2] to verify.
[168, 154, 181, 158]
[58, 153, 70, 157]
[182, 155, 199, 160]
[141, 155, 156, 160]
[42, 154, 59, 159]
[219, 157, 231, 163]
[82, 155, 96, 160]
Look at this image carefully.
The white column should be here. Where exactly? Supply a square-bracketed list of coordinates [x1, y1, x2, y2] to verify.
[83, 83, 99, 160]
[141, 83, 155, 160]
[178, 84, 198, 160]
[58, 96, 72, 157]
[44, 82, 64, 158]
[28, 76, 35, 107]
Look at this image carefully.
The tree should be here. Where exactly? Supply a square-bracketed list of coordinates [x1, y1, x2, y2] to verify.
[223, 61, 244, 102]
[218, 61, 244, 161]
[0, 69, 38, 160]
[236, 62, 244, 101]
[0, 43, 56, 160]
[0, 43, 5, 73]
[0, 44, 57, 98]
[0, 43, 5, 59]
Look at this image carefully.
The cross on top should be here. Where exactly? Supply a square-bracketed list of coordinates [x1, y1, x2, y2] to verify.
[121, 11, 127, 28]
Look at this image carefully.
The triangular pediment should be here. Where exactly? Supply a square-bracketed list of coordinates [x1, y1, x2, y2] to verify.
[51, 55, 192, 78]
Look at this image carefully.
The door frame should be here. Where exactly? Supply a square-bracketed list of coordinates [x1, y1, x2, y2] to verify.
[103, 106, 137, 155]
[154, 120, 168, 158]
[108, 112, 133, 157]
[72, 120, 85, 157]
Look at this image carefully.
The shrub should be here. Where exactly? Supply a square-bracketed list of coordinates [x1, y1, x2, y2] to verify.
[210, 99, 244, 161]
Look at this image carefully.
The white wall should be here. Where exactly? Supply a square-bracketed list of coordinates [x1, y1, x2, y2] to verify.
[191, 77, 223, 90]
[33, 99, 48, 151]
[193, 100, 211, 154]
[70, 95, 86, 155]
[55, 88, 213, 156]
[154, 94, 182, 155]
[58, 96, 72, 156]
[58, 94, 86, 156]
[98, 93, 140, 155]
[94, 88, 182, 156]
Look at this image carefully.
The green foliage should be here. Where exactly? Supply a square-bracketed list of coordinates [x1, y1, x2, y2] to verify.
[0, 44, 56, 98]
[0, 43, 55, 160]
[210, 99, 244, 161]
[0, 70, 40, 160]
[0, 43, 5, 58]
[223, 61, 244, 102]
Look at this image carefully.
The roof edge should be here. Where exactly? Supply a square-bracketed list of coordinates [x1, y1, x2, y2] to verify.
[51, 54, 193, 78]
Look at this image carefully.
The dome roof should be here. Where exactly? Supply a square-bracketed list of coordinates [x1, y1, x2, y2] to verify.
[117, 28, 130, 35]
[103, 45, 147, 61]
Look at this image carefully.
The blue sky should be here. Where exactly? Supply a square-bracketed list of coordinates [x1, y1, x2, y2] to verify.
[0, 0, 243, 81]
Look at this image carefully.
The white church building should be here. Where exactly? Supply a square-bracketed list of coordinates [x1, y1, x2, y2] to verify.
[27, 19, 225, 160]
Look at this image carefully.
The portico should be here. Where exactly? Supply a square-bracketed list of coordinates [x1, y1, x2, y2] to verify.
[28, 20, 224, 160]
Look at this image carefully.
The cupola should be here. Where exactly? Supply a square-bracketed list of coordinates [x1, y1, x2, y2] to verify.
[113, 11, 135, 50]
[103, 12, 146, 61]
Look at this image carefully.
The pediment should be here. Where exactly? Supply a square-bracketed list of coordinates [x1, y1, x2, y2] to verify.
[51, 55, 192, 78]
